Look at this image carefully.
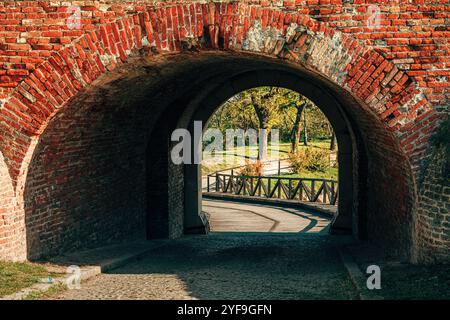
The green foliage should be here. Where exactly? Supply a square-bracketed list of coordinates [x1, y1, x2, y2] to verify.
[303, 104, 333, 140]
[288, 147, 330, 173]
[207, 87, 334, 144]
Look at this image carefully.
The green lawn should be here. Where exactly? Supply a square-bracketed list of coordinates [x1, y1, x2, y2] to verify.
[0, 261, 63, 297]
[202, 140, 335, 175]
[202, 140, 338, 180]
[275, 167, 338, 181]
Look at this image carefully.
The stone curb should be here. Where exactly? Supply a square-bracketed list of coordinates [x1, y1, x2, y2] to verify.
[337, 247, 384, 300]
[0, 241, 167, 300]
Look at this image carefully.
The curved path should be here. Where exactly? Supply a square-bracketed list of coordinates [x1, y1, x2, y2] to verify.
[203, 199, 331, 233]
[51, 200, 357, 300]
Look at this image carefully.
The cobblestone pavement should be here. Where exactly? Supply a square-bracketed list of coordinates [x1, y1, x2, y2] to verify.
[52, 233, 357, 300]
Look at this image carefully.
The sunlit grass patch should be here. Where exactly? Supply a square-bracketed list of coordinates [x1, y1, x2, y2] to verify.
[0, 261, 63, 297]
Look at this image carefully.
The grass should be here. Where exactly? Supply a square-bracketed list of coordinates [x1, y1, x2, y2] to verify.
[23, 283, 67, 300]
[275, 167, 338, 181]
[202, 140, 335, 175]
[0, 261, 63, 297]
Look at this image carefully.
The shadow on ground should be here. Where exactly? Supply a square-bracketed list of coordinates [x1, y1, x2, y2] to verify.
[101, 234, 358, 300]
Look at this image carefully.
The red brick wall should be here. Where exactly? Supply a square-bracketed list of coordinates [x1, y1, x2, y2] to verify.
[0, 0, 448, 261]
[0, 152, 25, 261]
[1, 0, 447, 110]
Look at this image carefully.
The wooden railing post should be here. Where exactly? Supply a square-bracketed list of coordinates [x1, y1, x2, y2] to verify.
[277, 177, 281, 198]
[230, 170, 234, 193]
[288, 179, 292, 199]
[258, 177, 262, 196]
[299, 179, 303, 201]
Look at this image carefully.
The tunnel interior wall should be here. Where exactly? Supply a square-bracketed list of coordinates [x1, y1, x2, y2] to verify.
[416, 144, 450, 263]
[22, 55, 215, 259]
[331, 84, 417, 259]
[362, 123, 416, 259]
[24, 74, 151, 259]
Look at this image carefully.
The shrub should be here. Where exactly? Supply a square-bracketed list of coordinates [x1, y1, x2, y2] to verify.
[288, 147, 330, 173]
[238, 160, 263, 176]
[305, 148, 330, 172]
[288, 151, 307, 173]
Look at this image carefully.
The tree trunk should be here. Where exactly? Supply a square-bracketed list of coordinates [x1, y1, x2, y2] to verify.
[259, 126, 268, 161]
[303, 107, 308, 146]
[291, 104, 305, 153]
[330, 131, 336, 151]
[252, 102, 270, 161]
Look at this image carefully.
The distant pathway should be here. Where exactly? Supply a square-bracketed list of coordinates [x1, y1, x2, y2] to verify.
[203, 199, 331, 233]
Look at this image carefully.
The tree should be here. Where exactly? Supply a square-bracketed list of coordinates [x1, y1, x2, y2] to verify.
[330, 131, 337, 151]
[207, 86, 336, 156]
[303, 105, 308, 146]
[248, 87, 276, 160]
[291, 102, 304, 153]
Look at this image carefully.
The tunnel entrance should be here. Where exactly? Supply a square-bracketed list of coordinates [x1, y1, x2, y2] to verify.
[177, 71, 359, 239]
[23, 52, 415, 260]
[198, 86, 341, 235]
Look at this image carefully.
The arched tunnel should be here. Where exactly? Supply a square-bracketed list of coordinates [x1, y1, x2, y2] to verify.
[23, 51, 416, 260]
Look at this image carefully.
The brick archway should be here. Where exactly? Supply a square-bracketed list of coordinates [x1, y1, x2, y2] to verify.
[0, 1, 444, 262]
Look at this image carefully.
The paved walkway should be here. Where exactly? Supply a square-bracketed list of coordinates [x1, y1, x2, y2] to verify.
[203, 199, 331, 233]
[51, 201, 357, 300]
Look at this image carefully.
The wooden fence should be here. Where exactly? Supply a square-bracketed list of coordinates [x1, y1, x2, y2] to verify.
[206, 172, 338, 205]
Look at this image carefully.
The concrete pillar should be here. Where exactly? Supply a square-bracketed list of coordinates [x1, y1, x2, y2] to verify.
[330, 147, 353, 235]
[184, 163, 207, 234]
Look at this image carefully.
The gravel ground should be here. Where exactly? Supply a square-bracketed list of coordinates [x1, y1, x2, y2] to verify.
[51, 233, 358, 300]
